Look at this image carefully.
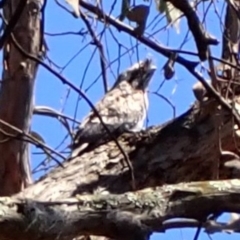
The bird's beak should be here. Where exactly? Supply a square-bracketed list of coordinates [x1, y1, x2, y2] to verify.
[112, 57, 157, 90]
[141, 58, 157, 88]
[143, 58, 157, 73]
[149, 62, 157, 72]
[147, 64, 157, 77]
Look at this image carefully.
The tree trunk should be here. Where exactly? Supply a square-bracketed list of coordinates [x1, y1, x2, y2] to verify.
[0, 0, 41, 196]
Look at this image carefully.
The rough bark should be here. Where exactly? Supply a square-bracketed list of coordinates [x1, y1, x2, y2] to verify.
[0, 0, 41, 195]
[1, 179, 240, 240]
[17, 98, 239, 202]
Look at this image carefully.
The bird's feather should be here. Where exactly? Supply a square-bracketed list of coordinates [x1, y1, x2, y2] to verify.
[70, 58, 156, 157]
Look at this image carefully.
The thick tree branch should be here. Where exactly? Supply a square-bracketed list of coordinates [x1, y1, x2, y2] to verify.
[13, 97, 239, 204]
[1, 179, 240, 240]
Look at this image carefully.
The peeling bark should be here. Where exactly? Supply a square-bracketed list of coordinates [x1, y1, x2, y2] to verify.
[0, 0, 42, 195]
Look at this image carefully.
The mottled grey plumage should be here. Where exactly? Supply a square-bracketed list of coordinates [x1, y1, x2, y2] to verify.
[71, 58, 156, 157]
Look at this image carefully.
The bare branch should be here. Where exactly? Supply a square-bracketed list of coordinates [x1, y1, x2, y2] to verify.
[81, 12, 108, 93]
[78, 0, 240, 128]
[166, 0, 219, 61]
[80, 0, 199, 70]
[0, 118, 65, 167]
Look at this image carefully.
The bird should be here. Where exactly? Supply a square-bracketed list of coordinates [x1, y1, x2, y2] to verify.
[70, 58, 157, 157]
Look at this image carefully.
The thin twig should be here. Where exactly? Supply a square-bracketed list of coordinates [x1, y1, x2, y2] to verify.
[0, 118, 65, 167]
[80, 0, 199, 69]
[33, 105, 80, 140]
[193, 222, 203, 240]
[81, 0, 240, 127]
[33, 106, 80, 124]
[45, 29, 87, 37]
[81, 12, 108, 93]
[79, 1, 240, 76]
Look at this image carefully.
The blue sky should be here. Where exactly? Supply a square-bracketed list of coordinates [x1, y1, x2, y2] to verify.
[29, 0, 238, 239]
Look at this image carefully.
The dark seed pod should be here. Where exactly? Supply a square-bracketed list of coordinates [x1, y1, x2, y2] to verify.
[163, 53, 177, 80]
[126, 5, 149, 24]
